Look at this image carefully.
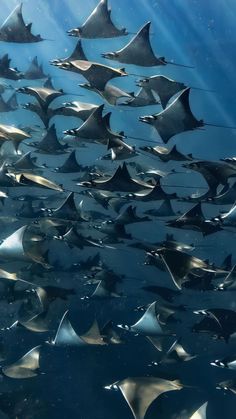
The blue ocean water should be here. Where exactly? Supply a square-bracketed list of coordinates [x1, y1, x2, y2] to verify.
[0, 1, 236, 418]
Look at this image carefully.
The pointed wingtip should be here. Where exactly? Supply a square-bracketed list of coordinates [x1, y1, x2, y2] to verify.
[140, 21, 151, 33]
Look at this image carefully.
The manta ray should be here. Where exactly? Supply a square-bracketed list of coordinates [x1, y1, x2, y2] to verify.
[102, 22, 167, 66]
[0, 93, 18, 112]
[0, 3, 44, 43]
[67, 0, 128, 39]
[102, 21, 192, 67]
[52, 59, 127, 91]
[24, 56, 47, 79]
[51, 40, 88, 64]
[17, 78, 65, 110]
[105, 376, 183, 419]
[2, 346, 42, 378]
[139, 88, 204, 143]
[137, 75, 187, 108]
[0, 53, 24, 79]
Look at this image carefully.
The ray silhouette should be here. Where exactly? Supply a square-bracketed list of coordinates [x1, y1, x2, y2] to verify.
[85, 278, 122, 299]
[59, 226, 103, 249]
[105, 376, 182, 419]
[51, 40, 88, 64]
[78, 162, 153, 192]
[12, 172, 63, 191]
[140, 144, 193, 162]
[144, 199, 176, 217]
[117, 302, 167, 336]
[102, 142, 137, 161]
[137, 75, 186, 108]
[0, 93, 18, 112]
[155, 248, 214, 289]
[119, 87, 160, 107]
[93, 220, 132, 241]
[115, 205, 150, 224]
[0, 53, 24, 79]
[127, 181, 177, 201]
[17, 78, 64, 110]
[167, 202, 222, 235]
[0, 4, 44, 43]
[10, 151, 41, 171]
[16, 200, 43, 218]
[67, 0, 127, 39]
[102, 22, 168, 66]
[24, 56, 47, 79]
[208, 181, 236, 205]
[55, 150, 84, 173]
[79, 82, 132, 106]
[49, 310, 105, 346]
[185, 160, 236, 193]
[30, 124, 67, 153]
[53, 101, 98, 121]
[52, 59, 127, 91]
[16, 310, 51, 333]
[193, 308, 236, 342]
[0, 124, 31, 150]
[47, 192, 87, 221]
[2, 346, 42, 379]
[101, 320, 124, 344]
[159, 338, 196, 364]
[64, 105, 123, 144]
[139, 88, 204, 143]
[102, 21, 192, 68]
[21, 102, 53, 128]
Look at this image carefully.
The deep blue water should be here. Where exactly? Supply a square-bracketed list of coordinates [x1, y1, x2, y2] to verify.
[0, 1, 236, 418]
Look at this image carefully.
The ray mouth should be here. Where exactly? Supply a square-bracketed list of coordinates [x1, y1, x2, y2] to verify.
[67, 29, 80, 37]
[101, 52, 117, 59]
[139, 116, 151, 124]
[50, 59, 61, 64]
